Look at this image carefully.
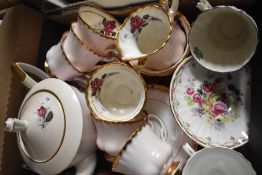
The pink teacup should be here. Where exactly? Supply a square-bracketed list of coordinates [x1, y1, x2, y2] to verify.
[78, 5, 121, 57]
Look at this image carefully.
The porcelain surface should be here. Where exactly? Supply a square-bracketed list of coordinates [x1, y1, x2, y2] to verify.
[189, 5, 258, 72]
[145, 85, 195, 170]
[87, 63, 146, 122]
[183, 146, 256, 175]
[170, 57, 251, 148]
[112, 125, 173, 175]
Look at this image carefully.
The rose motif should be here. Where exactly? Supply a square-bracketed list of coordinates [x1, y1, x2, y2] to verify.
[186, 87, 194, 95]
[102, 19, 116, 35]
[37, 106, 47, 117]
[211, 101, 228, 116]
[130, 16, 144, 32]
[91, 78, 103, 96]
[193, 93, 202, 104]
[202, 83, 213, 93]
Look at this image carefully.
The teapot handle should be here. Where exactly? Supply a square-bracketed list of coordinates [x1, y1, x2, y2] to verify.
[12, 62, 49, 89]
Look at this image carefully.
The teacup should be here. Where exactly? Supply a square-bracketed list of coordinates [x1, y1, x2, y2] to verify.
[86, 62, 146, 122]
[189, 0, 258, 72]
[92, 111, 148, 156]
[129, 11, 190, 76]
[182, 143, 256, 175]
[112, 124, 179, 175]
[116, 1, 180, 71]
[63, 22, 118, 73]
[45, 32, 83, 81]
[78, 5, 121, 56]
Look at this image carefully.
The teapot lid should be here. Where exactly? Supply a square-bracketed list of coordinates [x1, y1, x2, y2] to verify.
[17, 78, 83, 174]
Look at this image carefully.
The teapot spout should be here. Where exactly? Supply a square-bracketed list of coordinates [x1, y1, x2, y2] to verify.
[5, 118, 27, 132]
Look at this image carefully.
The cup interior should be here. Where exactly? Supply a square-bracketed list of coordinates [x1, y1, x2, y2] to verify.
[118, 5, 171, 60]
[79, 6, 120, 38]
[189, 6, 258, 72]
[87, 63, 146, 122]
[183, 148, 256, 175]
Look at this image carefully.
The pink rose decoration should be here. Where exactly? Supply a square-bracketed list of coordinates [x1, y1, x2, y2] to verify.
[130, 16, 144, 31]
[91, 78, 103, 95]
[193, 93, 202, 104]
[37, 106, 47, 117]
[202, 83, 213, 93]
[186, 87, 194, 95]
[103, 20, 116, 35]
[211, 101, 228, 116]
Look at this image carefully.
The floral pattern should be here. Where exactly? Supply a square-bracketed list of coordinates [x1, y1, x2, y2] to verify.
[91, 72, 119, 97]
[36, 106, 53, 129]
[129, 15, 161, 40]
[193, 47, 203, 60]
[184, 72, 243, 130]
[92, 18, 117, 37]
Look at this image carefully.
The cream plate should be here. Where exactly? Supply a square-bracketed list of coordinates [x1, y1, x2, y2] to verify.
[145, 84, 195, 170]
[87, 62, 146, 122]
[170, 57, 251, 148]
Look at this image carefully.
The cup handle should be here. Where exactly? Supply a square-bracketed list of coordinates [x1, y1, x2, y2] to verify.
[194, 0, 212, 11]
[12, 62, 49, 89]
[148, 114, 168, 141]
[160, 0, 179, 22]
[183, 143, 196, 157]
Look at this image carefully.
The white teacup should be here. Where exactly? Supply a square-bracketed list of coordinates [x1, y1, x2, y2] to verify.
[112, 124, 179, 175]
[78, 5, 121, 57]
[182, 143, 256, 175]
[45, 33, 83, 81]
[86, 62, 146, 122]
[93, 112, 148, 156]
[189, 0, 258, 72]
[63, 22, 118, 73]
[116, 1, 180, 71]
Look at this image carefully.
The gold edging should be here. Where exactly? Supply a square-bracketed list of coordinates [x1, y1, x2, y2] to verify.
[116, 4, 173, 62]
[78, 5, 121, 40]
[44, 60, 57, 78]
[11, 63, 26, 81]
[104, 152, 117, 163]
[71, 22, 109, 58]
[18, 89, 66, 163]
[169, 57, 249, 149]
[128, 11, 191, 77]
[112, 124, 146, 171]
[166, 161, 180, 175]
[85, 62, 147, 124]
[60, 33, 86, 74]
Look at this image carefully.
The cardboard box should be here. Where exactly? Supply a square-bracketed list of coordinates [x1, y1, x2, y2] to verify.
[0, 1, 261, 175]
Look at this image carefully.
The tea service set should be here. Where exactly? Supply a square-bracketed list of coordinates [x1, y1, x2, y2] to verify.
[4, 0, 258, 174]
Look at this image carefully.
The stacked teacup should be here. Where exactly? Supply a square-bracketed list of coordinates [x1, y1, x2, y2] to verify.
[45, 6, 121, 81]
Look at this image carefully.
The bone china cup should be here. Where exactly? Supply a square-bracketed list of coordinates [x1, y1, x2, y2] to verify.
[5, 63, 97, 175]
[45, 33, 83, 81]
[87, 62, 146, 122]
[63, 22, 114, 73]
[78, 5, 121, 56]
[182, 143, 256, 175]
[189, 0, 258, 72]
[112, 124, 179, 175]
[116, 2, 180, 71]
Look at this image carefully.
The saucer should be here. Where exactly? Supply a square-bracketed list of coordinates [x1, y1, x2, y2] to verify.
[145, 84, 195, 170]
[170, 56, 251, 148]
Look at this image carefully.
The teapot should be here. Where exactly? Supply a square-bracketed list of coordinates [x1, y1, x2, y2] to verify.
[5, 63, 97, 175]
